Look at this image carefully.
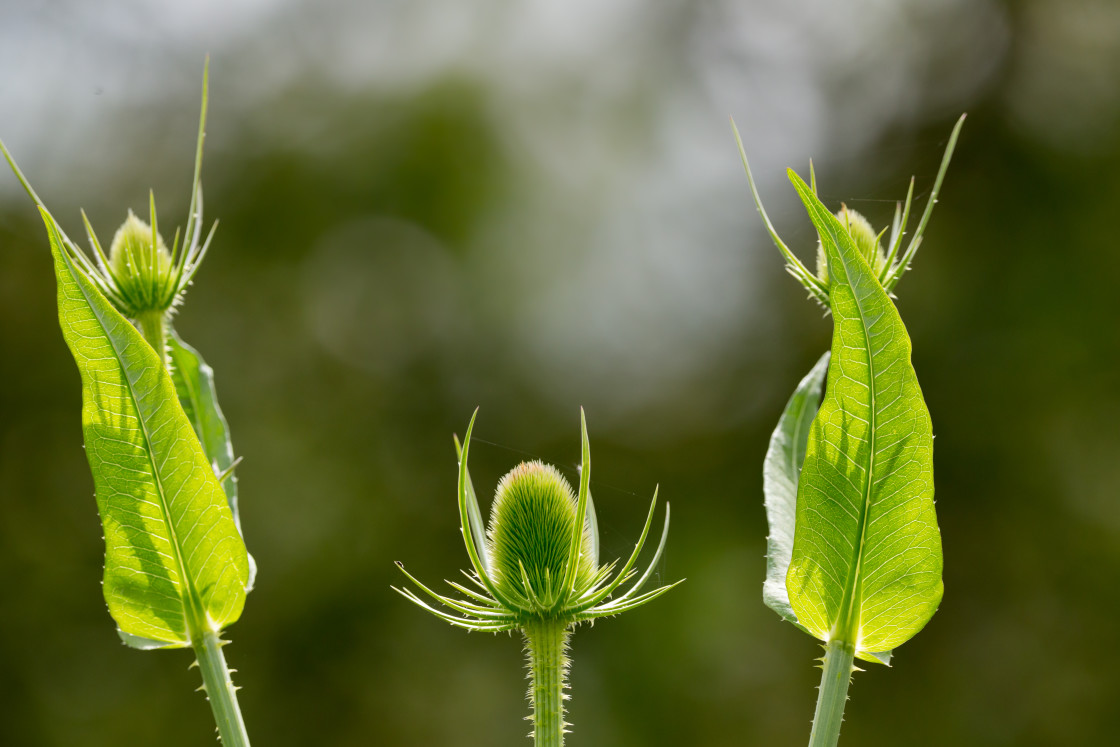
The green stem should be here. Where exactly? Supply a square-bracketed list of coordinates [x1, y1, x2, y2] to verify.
[523, 619, 571, 746]
[194, 630, 251, 747]
[135, 309, 169, 368]
[808, 639, 856, 747]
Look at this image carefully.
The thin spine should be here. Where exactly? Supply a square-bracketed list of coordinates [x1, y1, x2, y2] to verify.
[569, 496, 668, 613]
[879, 178, 914, 280]
[807, 639, 856, 747]
[193, 631, 251, 747]
[523, 618, 571, 746]
[730, 117, 830, 303]
[182, 57, 209, 259]
[883, 113, 966, 291]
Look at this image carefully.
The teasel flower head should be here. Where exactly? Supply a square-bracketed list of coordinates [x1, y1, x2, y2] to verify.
[731, 114, 966, 310]
[0, 60, 217, 322]
[394, 408, 681, 631]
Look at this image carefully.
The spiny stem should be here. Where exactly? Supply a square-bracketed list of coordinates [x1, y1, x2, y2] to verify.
[194, 631, 251, 747]
[135, 309, 169, 368]
[523, 619, 571, 746]
[808, 639, 856, 747]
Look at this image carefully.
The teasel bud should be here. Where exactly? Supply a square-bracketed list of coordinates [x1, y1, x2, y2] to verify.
[487, 461, 598, 615]
[107, 210, 175, 317]
[815, 205, 888, 289]
[68, 191, 216, 363]
[732, 114, 966, 310]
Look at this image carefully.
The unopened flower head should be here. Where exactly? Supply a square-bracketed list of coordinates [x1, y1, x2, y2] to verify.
[0, 63, 217, 325]
[488, 461, 597, 612]
[103, 210, 179, 318]
[815, 206, 887, 289]
[394, 409, 681, 631]
[732, 114, 966, 310]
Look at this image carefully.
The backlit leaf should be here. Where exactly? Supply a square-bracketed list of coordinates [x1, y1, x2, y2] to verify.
[785, 171, 943, 660]
[44, 208, 249, 646]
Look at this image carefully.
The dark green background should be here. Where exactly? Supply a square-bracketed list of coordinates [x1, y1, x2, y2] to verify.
[2, 1, 1118, 745]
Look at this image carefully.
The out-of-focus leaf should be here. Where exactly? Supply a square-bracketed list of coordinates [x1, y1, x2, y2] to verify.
[44, 208, 248, 646]
[762, 350, 829, 632]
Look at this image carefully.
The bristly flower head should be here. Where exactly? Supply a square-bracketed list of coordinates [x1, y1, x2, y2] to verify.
[814, 205, 886, 289]
[0, 60, 217, 321]
[488, 461, 597, 607]
[394, 409, 681, 631]
[731, 114, 966, 310]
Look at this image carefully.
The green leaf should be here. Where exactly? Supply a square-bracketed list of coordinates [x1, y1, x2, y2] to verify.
[167, 330, 241, 528]
[762, 350, 829, 632]
[785, 171, 943, 660]
[43, 208, 248, 646]
[117, 629, 179, 651]
[168, 329, 257, 591]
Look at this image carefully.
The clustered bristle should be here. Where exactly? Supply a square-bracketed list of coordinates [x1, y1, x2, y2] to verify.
[815, 206, 887, 290]
[488, 462, 596, 606]
[80, 193, 216, 321]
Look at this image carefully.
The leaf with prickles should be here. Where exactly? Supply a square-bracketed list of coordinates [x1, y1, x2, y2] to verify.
[785, 170, 942, 663]
[762, 351, 829, 633]
[168, 328, 257, 592]
[42, 207, 248, 647]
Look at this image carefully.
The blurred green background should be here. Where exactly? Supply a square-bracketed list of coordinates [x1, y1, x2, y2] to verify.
[2, 0, 1118, 745]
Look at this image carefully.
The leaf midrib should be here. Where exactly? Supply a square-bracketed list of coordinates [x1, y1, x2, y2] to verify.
[821, 214, 876, 647]
[60, 241, 207, 640]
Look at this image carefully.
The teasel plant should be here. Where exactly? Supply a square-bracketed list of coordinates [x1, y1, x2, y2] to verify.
[2, 60, 254, 745]
[731, 114, 966, 310]
[395, 409, 682, 746]
[730, 116, 965, 746]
